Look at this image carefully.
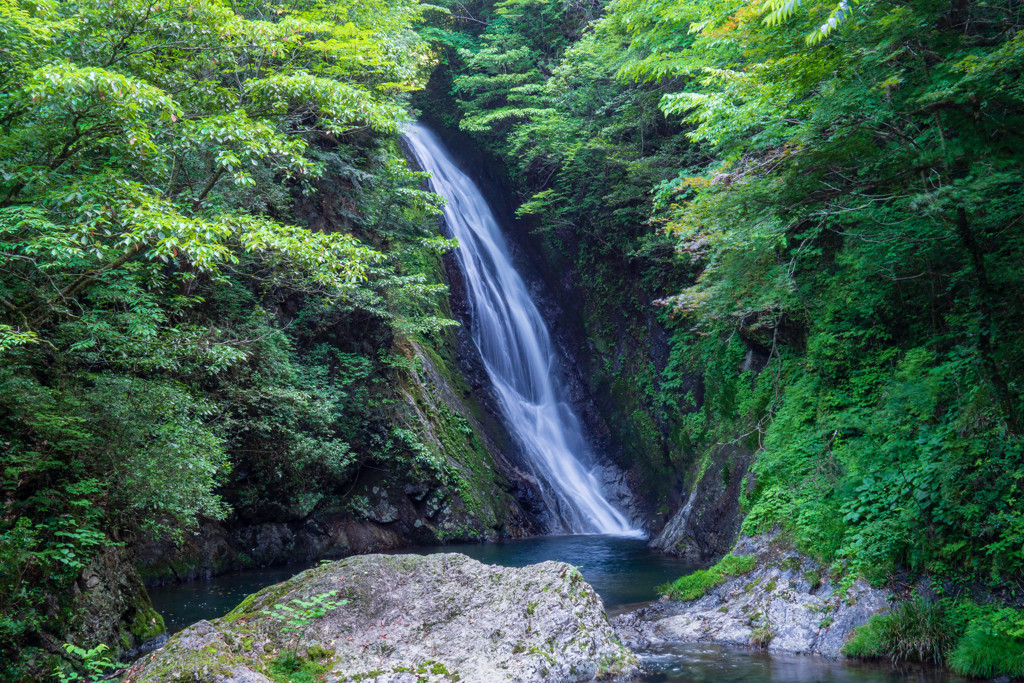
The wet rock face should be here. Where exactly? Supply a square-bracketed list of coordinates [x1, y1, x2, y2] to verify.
[67, 548, 168, 660]
[649, 444, 753, 563]
[615, 535, 891, 659]
[125, 553, 638, 683]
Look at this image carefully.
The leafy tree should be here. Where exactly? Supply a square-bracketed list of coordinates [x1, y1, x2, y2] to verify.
[0, 0, 454, 676]
[440, 0, 1024, 630]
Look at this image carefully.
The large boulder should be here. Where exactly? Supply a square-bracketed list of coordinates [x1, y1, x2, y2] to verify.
[614, 534, 890, 658]
[124, 553, 638, 682]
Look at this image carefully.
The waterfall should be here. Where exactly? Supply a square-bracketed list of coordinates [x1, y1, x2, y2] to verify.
[404, 123, 642, 537]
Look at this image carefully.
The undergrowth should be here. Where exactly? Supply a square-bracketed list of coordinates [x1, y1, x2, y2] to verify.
[842, 597, 953, 664]
[267, 645, 333, 683]
[948, 614, 1024, 678]
[844, 597, 1024, 678]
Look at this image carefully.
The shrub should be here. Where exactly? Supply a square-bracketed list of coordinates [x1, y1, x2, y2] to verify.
[948, 609, 1024, 679]
[268, 649, 331, 683]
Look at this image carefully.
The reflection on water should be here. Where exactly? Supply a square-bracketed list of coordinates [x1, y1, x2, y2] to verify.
[409, 535, 696, 610]
[148, 564, 313, 634]
[640, 643, 968, 683]
[147, 536, 965, 683]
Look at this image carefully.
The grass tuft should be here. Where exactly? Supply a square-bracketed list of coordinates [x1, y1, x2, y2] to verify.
[267, 648, 332, 683]
[843, 597, 953, 665]
[750, 624, 774, 649]
[845, 598, 1024, 679]
[659, 554, 757, 602]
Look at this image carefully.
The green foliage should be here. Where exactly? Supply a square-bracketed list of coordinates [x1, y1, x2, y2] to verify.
[842, 597, 954, 665]
[439, 0, 1024, 656]
[613, 0, 1024, 593]
[0, 0, 460, 676]
[844, 598, 1024, 678]
[948, 608, 1024, 679]
[5, 0, 1024, 673]
[270, 591, 349, 635]
[53, 643, 122, 683]
[268, 647, 333, 683]
[659, 553, 756, 601]
[449, 0, 593, 139]
[761, 0, 856, 44]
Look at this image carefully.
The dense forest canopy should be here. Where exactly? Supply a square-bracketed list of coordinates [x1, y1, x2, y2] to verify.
[428, 0, 1024, 578]
[439, 0, 1024, 575]
[2, 0, 1024, 676]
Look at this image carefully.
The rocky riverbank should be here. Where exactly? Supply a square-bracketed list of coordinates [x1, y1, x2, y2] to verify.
[614, 534, 891, 659]
[125, 553, 638, 682]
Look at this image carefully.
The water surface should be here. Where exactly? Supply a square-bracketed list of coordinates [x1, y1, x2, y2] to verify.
[412, 535, 695, 610]
[639, 643, 965, 682]
[149, 563, 313, 634]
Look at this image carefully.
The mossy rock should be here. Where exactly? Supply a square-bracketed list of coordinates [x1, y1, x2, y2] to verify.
[125, 553, 637, 682]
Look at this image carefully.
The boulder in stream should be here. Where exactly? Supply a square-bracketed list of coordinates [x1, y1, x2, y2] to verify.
[614, 534, 891, 659]
[124, 553, 638, 682]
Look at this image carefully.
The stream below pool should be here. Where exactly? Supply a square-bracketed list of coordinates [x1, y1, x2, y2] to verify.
[147, 535, 966, 682]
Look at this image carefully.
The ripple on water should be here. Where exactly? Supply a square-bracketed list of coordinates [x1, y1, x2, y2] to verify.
[638, 643, 970, 683]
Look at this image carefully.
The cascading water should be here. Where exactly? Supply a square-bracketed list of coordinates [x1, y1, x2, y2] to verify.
[404, 123, 642, 537]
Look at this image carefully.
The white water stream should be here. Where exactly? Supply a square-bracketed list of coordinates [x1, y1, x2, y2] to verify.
[404, 123, 641, 537]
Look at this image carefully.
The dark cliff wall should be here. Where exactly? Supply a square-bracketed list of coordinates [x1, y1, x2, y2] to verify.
[135, 248, 546, 585]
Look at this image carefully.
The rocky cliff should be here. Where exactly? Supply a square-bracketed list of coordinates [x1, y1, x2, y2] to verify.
[135, 326, 547, 585]
[649, 444, 753, 563]
[134, 225, 554, 586]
